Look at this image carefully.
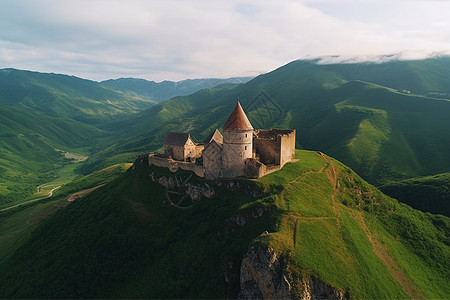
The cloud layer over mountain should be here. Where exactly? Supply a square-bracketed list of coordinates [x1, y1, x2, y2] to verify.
[1, 0, 450, 81]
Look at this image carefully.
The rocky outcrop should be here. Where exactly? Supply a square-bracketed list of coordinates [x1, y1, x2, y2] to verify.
[185, 182, 215, 199]
[238, 242, 293, 299]
[301, 276, 349, 300]
[238, 242, 348, 300]
[147, 170, 264, 202]
[226, 206, 270, 229]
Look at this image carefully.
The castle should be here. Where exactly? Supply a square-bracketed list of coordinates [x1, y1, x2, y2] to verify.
[148, 102, 296, 179]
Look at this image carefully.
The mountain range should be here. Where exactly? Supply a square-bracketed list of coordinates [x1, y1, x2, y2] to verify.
[101, 76, 252, 102]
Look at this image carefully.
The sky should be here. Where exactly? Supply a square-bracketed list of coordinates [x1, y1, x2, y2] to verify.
[1, 0, 450, 82]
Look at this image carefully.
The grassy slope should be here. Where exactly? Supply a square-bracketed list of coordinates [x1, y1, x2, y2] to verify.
[380, 172, 450, 217]
[0, 68, 155, 122]
[0, 163, 131, 262]
[258, 151, 448, 299]
[0, 151, 447, 298]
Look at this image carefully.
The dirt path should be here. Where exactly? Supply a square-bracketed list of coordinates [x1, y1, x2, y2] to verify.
[0, 186, 61, 213]
[281, 151, 342, 247]
[317, 152, 421, 298]
[318, 152, 341, 226]
[351, 210, 423, 299]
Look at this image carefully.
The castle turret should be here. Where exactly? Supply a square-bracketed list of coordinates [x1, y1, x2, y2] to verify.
[221, 102, 253, 178]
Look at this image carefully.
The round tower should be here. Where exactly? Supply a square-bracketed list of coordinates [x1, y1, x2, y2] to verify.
[221, 102, 254, 178]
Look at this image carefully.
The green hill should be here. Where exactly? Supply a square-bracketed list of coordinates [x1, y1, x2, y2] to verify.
[87, 58, 450, 186]
[0, 150, 448, 298]
[380, 172, 450, 217]
[0, 68, 155, 122]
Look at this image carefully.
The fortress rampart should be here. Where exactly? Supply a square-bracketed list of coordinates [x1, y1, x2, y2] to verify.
[148, 154, 205, 177]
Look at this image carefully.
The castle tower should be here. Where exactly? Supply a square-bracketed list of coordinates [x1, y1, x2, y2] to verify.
[221, 102, 254, 178]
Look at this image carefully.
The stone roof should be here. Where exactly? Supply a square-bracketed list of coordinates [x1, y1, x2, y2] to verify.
[203, 129, 223, 144]
[164, 132, 192, 146]
[223, 102, 253, 131]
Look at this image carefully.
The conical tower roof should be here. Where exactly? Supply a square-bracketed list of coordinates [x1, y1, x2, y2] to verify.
[223, 102, 253, 131]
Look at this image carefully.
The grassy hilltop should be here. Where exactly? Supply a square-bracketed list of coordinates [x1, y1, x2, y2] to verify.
[0, 150, 448, 298]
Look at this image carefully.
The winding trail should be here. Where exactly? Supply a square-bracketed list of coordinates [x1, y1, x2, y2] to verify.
[0, 186, 61, 212]
[280, 151, 341, 249]
[350, 211, 423, 299]
[318, 151, 341, 227]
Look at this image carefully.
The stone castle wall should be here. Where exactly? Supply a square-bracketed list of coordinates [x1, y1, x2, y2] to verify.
[148, 154, 205, 177]
[203, 142, 222, 180]
[158, 129, 295, 180]
[254, 138, 279, 165]
[254, 129, 296, 168]
[245, 158, 281, 179]
[165, 145, 185, 161]
[279, 130, 296, 166]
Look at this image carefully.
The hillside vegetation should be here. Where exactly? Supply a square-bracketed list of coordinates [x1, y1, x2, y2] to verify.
[0, 68, 155, 122]
[0, 163, 130, 263]
[0, 151, 447, 298]
[380, 172, 450, 217]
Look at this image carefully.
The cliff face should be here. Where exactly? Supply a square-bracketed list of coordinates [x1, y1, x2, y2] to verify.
[238, 242, 293, 299]
[238, 242, 348, 300]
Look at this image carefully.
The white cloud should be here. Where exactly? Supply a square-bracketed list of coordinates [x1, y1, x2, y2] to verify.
[0, 0, 449, 81]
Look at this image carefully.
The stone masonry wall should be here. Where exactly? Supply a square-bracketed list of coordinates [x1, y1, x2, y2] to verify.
[203, 142, 222, 180]
[148, 154, 205, 177]
[279, 130, 296, 167]
[254, 129, 296, 168]
[254, 138, 280, 165]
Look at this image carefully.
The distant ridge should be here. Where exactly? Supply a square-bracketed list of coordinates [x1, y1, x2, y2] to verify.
[101, 76, 252, 102]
